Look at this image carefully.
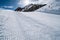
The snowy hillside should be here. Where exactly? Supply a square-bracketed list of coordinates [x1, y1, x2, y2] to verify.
[0, 10, 60, 40]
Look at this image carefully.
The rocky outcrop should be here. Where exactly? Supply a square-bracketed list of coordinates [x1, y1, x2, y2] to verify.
[15, 7, 24, 11]
[15, 4, 46, 12]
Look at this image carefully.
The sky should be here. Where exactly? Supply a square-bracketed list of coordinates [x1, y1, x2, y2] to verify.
[0, 0, 60, 10]
[0, 0, 19, 10]
[0, 0, 51, 10]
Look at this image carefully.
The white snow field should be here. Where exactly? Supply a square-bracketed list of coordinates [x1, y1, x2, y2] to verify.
[0, 10, 60, 40]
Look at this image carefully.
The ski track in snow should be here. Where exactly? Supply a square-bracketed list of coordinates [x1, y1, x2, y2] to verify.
[0, 10, 60, 40]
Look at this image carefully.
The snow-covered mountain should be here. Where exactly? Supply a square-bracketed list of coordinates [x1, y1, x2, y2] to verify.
[15, 4, 46, 12]
[22, 4, 46, 12]
[0, 10, 60, 40]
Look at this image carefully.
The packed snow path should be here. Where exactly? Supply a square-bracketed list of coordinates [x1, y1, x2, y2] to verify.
[0, 10, 60, 40]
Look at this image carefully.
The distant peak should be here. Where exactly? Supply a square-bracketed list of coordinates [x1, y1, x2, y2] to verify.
[15, 4, 47, 12]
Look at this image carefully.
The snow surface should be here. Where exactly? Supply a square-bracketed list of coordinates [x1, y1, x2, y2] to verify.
[0, 10, 60, 40]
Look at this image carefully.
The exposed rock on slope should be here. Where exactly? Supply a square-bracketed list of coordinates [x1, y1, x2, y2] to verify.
[15, 4, 46, 12]
[15, 7, 24, 11]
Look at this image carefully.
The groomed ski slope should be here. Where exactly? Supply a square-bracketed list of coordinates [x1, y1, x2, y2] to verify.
[0, 10, 60, 40]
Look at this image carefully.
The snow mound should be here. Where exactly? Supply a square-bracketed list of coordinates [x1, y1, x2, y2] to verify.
[0, 10, 60, 40]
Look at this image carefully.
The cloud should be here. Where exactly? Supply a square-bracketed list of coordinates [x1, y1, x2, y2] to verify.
[36, 0, 60, 12]
[0, 8, 8, 10]
[0, 6, 14, 9]
[3, 6, 13, 8]
[52, 6, 60, 10]
[18, 0, 30, 7]
[18, 0, 54, 7]
[0, 8, 5, 10]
